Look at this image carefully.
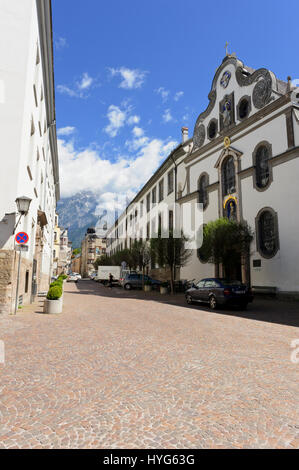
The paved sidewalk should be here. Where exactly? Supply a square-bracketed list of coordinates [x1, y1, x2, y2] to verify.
[0, 281, 298, 448]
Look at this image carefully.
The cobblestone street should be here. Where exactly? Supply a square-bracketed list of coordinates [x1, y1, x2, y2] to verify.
[0, 280, 298, 449]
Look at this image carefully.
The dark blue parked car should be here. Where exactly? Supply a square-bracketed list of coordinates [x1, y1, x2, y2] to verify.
[185, 278, 253, 310]
[121, 273, 161, 290]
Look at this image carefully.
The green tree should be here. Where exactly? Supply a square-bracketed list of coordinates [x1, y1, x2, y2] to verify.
[113, 248, 132, 268]
[199, 218, 253, 279]
[93, 254, 113, 269]
[130, 240, 151, 288]
[151, 230, 191, 294]
[72, 248, 81, 257]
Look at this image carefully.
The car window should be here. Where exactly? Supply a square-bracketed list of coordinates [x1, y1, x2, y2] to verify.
[205, 280, 220, 287]
[196, 280, 205, 288]
[220, 279, 243, 286]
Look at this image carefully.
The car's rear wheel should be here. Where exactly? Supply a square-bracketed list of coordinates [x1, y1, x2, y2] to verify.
[124, 283, 132, 290]
[186, 294, 193, 305]
[209, 295, 217, 309]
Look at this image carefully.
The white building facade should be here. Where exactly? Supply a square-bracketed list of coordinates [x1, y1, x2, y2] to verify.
[0, 0, 59, 313]
[107, 55, 299, 296]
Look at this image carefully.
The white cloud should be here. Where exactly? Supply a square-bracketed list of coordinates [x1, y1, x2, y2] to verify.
[54, 36, 67, 50]
[58, 135, 178, 202]
[174, 91, 184, 101]
[57, 72, 96, 98]
[155, 87, 170, 103]
[125, 126, 148, 151]
[109, 67, 148, 89]
[127, 115, 140, 125]
[57, 126, 76, 136]
[162, 109, 173, 123]
[77, 72, 93, 90]
[104, 105, 127, 137]
[132, 126, 144, 137]
[57, 85, 78, 98]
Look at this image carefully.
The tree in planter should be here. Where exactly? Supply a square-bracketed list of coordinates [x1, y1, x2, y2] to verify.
[150, 230, 191, 294]
[198, 218, 254, 280]
[47, 285, 62, 300]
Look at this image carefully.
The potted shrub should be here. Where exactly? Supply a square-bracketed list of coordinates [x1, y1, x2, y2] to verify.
[144, 280, 152, 292]
[160, 282, 168, 295]
[44, 285, 63, 314]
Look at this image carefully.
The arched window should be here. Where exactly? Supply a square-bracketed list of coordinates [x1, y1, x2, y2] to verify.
[198, 174, 209, 209]
[208, 119, 217, 139]
[255, 145, 270, 189]
[257, 209, 279, 258]
[222, 156, 236, 196]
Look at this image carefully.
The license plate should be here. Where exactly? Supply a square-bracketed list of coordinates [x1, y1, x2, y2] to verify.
[236, 290, 245, 294]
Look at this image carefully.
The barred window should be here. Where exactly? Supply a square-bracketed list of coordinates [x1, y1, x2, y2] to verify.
[258, 210, 277, 257]
[222, 156, 236, 195]
[198, 174, 208, 209]
[256, 145, 270, 188]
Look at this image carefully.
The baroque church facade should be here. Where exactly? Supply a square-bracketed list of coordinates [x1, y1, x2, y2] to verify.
[107, 55, 299, 296]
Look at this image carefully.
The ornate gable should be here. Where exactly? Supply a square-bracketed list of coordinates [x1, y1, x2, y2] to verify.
[193, 55, 284, 152]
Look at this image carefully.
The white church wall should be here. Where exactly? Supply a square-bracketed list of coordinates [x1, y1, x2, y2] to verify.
[242, 157, 299, 292]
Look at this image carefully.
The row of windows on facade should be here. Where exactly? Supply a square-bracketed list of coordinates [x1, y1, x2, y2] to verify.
[110, 212, 277, 263]
[114, 169, 174, 237]
[32, 44, 46, 137]
[88, 248, 106, 254]
[198, 143, 272, 209]
[108, 210, 174, 249]
[207, 96, 251, 140]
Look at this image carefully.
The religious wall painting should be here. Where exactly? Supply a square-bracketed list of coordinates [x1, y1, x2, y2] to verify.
[219, 92, 235, 132]
[224, 196, 238, 221]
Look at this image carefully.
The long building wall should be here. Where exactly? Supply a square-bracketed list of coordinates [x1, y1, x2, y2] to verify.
[107, 56, 299, 294]
[0, 0, 59, 313]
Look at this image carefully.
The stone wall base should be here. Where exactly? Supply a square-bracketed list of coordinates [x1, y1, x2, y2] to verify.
[0, 249, 50, 314]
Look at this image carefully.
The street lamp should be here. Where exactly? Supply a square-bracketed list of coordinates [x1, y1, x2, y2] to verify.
[13, 196, 32, 234]
[15, 196, 32, 215]
[12, 196, 32, 316]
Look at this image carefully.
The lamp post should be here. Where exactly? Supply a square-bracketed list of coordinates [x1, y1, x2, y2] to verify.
[12, 196, 32, 315]
[13, 196, 32, 234]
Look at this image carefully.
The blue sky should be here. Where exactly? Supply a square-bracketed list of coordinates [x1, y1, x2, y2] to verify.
[52, 0, 299, 206]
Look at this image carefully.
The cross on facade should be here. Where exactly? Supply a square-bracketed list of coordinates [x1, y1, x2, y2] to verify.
[225, 41, 229, 56]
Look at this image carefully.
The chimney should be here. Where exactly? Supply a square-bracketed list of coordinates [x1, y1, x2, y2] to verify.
[181, 126, 188, 143]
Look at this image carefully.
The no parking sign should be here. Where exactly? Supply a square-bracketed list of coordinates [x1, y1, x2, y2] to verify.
[15, 232, 29, 245]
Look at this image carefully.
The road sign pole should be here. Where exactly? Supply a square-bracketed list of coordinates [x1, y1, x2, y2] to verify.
[14, 249, 22, 315]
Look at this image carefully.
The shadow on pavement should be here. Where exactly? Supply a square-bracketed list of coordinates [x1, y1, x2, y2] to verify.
[65, 280, 299, 328]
